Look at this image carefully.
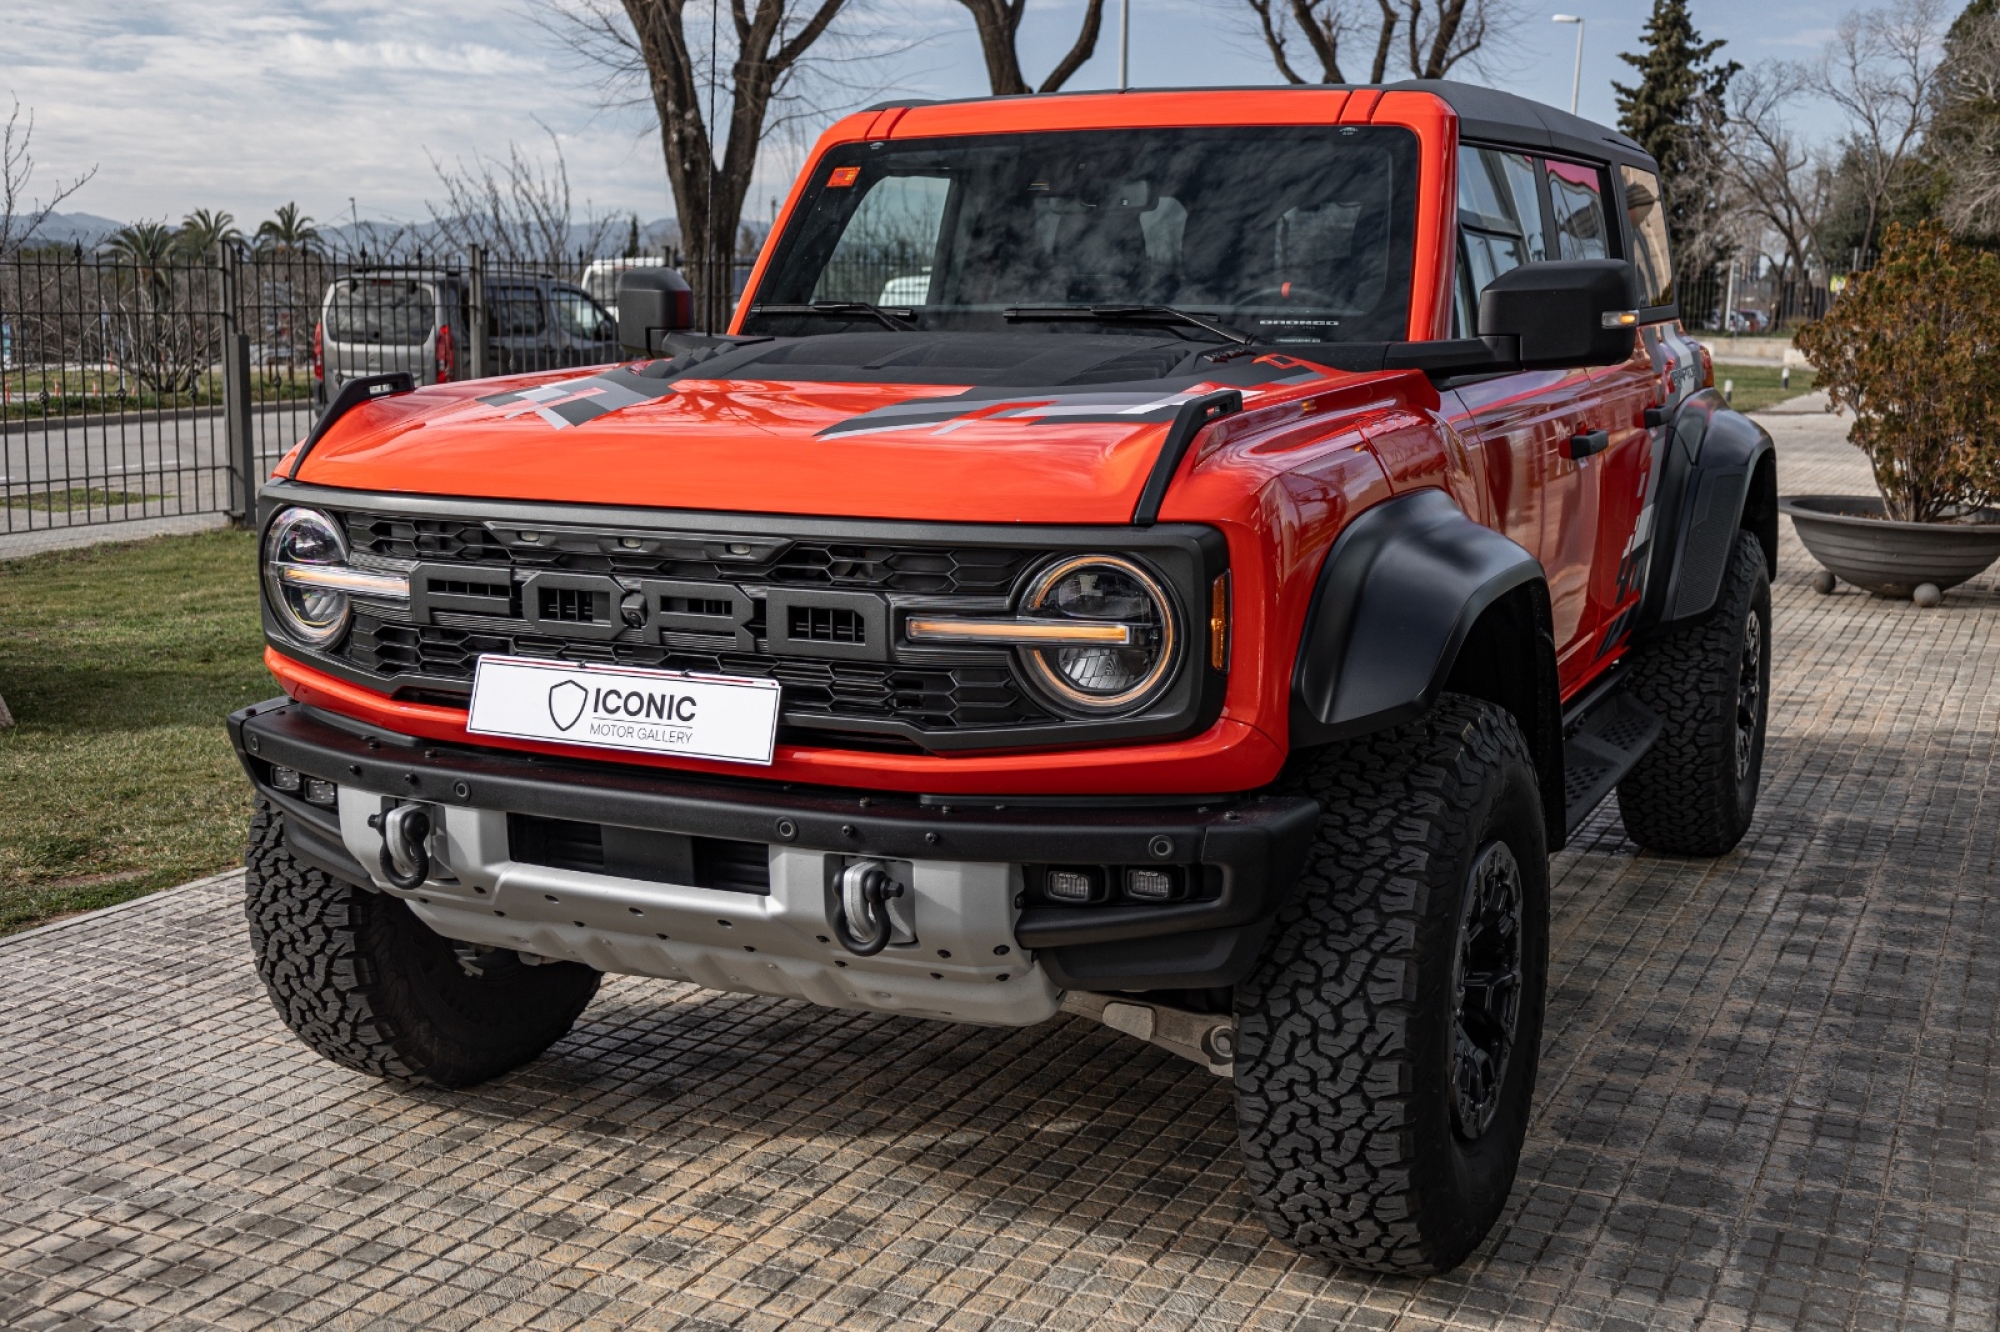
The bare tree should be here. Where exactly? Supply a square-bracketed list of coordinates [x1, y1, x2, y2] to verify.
[545, 0, 857, 327]
[426, 130, 618, 266]
[1244, 0, 1519, 85]
[1, 96, 96, 257]
[955, 0, 1105, 95]
[1802, 0, 1949, 257]
[1935, 7, 2000, 237]
[1722, 64, 1832, 284]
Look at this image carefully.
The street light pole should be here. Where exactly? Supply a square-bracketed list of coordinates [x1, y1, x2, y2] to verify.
[1552, 14, 1584, 115]
[1119, 0, 1129, 90]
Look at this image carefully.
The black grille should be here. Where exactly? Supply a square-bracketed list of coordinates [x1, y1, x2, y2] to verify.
[507, 814, 772, 894]
[788, 604, 865, 645]
[344, 513, 1043, 596]
[348, 614, 1050, 731]
[539, 586, 609, 624]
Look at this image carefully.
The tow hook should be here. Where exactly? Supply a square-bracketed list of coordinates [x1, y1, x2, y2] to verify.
[833, 859, 905, 956]
[367, 803, 432, 890]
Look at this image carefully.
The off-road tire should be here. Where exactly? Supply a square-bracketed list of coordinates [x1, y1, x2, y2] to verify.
[1234, 694, 1549, 1274]
[244, 803, 600, 1087]
[1615, 532, 1771, 857]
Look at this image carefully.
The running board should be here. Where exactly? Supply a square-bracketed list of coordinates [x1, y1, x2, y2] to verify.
[1561, 689, 1661, 838]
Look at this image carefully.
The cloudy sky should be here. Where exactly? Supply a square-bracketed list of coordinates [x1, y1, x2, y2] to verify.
[4, 0, 1854, 234]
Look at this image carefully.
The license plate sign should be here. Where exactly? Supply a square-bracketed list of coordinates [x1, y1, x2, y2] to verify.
[467, 655, 780, 765]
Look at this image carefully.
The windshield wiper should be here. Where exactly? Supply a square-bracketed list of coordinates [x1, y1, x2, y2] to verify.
[1003, 304, 1255, 345]
[753, 301, 915, 331]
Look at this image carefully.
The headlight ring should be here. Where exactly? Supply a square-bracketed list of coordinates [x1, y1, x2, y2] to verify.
[263, 507, 357, 647]
[1018, 555, 1179, 714]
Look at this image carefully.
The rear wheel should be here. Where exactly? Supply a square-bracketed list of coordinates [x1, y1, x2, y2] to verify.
[1233, 694, 1549, 1273]
[244, 803, 600, 1088]
[1616, 532, 1771, 856]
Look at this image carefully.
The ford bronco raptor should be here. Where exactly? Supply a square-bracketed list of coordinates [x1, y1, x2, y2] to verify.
[230, 81, 1776, 1273]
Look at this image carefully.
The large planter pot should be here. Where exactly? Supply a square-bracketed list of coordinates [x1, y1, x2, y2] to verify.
[1781, 494, 2000, 597]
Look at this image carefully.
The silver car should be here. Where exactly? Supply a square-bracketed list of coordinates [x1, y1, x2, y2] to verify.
[315, 270, 620, 406]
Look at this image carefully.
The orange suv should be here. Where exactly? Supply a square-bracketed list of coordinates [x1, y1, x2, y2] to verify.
[231, 81, 1776, 1272]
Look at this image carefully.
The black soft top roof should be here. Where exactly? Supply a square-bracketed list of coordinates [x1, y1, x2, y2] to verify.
[1382, 80, 1653, 171]
[865, 80, 1656, 174]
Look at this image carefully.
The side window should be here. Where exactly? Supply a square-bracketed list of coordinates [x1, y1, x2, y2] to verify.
[1453, 147, 1544, 336]
[1547, 160, 1610, 261]
[1620, 165, 1674, 307]
[813, 174, 951, 306]
[489, 285, 547, 337]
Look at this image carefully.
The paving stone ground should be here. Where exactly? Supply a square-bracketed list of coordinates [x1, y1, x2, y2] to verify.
[3, 405, 1997, 1331]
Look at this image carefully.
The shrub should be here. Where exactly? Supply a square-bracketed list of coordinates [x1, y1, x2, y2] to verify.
[1795, 220, 2000, 522]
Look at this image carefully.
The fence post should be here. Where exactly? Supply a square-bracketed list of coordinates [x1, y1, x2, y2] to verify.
[467, 245, 488, 381]
[219, 244, 256, 528]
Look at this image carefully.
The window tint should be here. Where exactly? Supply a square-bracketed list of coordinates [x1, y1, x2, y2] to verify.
[1547, 160, 1610, 261]
[1620, 165, 1674, 307]
[325, 280, 436, 345]
[754, 127, 1421, 343]
[813, 173, 952, 305]
[552, 287, 614, 341]
[1453, 148, 1545, 336]
[489, 285, 547, 337]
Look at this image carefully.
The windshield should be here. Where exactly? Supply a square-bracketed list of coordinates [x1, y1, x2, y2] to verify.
[746, 126, 1419, 345]
[325, 279, 438, 345]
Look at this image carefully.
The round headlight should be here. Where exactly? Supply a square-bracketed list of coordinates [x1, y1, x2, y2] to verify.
[1020, 556, 1178, 713]
[263, 507, 352, 646]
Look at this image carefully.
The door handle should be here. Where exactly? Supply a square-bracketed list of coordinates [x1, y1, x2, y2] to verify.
[1565, 430, 1610, 461]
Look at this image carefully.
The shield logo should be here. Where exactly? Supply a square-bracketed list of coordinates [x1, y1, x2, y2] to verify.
[547, 679, 588, 731]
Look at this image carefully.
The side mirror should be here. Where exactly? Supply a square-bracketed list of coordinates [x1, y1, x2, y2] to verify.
[1477, 259, 1639, 369]
[616, 268, 695, 355]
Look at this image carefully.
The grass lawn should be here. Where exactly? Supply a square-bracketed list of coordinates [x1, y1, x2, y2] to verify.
[0, 530, 271, 936]
[1715, 363, 1817, 414]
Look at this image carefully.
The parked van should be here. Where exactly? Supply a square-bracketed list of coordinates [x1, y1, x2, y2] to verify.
[581, 257, 668, 315]
[313, 270, 623, 406]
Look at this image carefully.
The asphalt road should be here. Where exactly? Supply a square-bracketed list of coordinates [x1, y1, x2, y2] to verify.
[0, 405, 312, 537]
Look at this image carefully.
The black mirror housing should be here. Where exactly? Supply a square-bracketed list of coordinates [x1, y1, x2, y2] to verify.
[1477, 259, 1639, 369]
[616, 268, 695, 354]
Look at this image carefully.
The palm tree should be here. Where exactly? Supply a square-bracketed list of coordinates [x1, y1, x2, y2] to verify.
[176, 207, 242, 258]
[104, 221, 180, 285]
[254, 203, 320, 256]
[103, 221, 208, 394]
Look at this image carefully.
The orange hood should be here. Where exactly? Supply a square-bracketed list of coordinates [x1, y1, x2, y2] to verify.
[287, 358, 1347, 524]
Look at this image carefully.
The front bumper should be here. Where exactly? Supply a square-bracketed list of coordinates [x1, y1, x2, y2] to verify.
[229, 699, 1319, 1015]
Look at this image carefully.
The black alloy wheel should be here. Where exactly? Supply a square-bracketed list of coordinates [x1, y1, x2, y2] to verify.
[1734, 611, 1763, 786]
[1450, 840, 1525, 1141]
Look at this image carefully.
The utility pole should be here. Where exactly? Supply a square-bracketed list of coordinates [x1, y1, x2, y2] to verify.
[1552, 14, 1584, 115]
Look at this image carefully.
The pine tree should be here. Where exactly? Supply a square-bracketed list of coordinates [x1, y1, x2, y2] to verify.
[1614, 0, 1740, 284]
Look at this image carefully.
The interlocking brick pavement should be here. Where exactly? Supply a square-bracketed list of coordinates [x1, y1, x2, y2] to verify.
[3, 406, 1996, 1331]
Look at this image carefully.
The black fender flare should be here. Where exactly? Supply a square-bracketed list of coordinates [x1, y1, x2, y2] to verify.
[1637, 389, 1778, 632]
[1290, 489, 1547, 747]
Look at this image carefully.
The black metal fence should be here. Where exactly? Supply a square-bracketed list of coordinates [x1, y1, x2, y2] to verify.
[1678, 254, 1875, 335]
[0, 246, 753, 539]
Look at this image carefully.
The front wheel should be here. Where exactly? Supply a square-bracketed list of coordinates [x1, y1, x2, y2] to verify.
[244, 803, 600, 1088]
[1233, 694, 1550, 1273]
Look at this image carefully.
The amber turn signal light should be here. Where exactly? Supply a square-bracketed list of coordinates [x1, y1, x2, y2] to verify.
[1209, 573, 1230, 672]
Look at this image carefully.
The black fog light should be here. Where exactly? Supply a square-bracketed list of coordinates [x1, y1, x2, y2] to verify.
[303, 778, 339, 809]
[270, 766, 302, 793]
[1124, 867, 1185, 902]
[1044, 866, 1108, 904]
